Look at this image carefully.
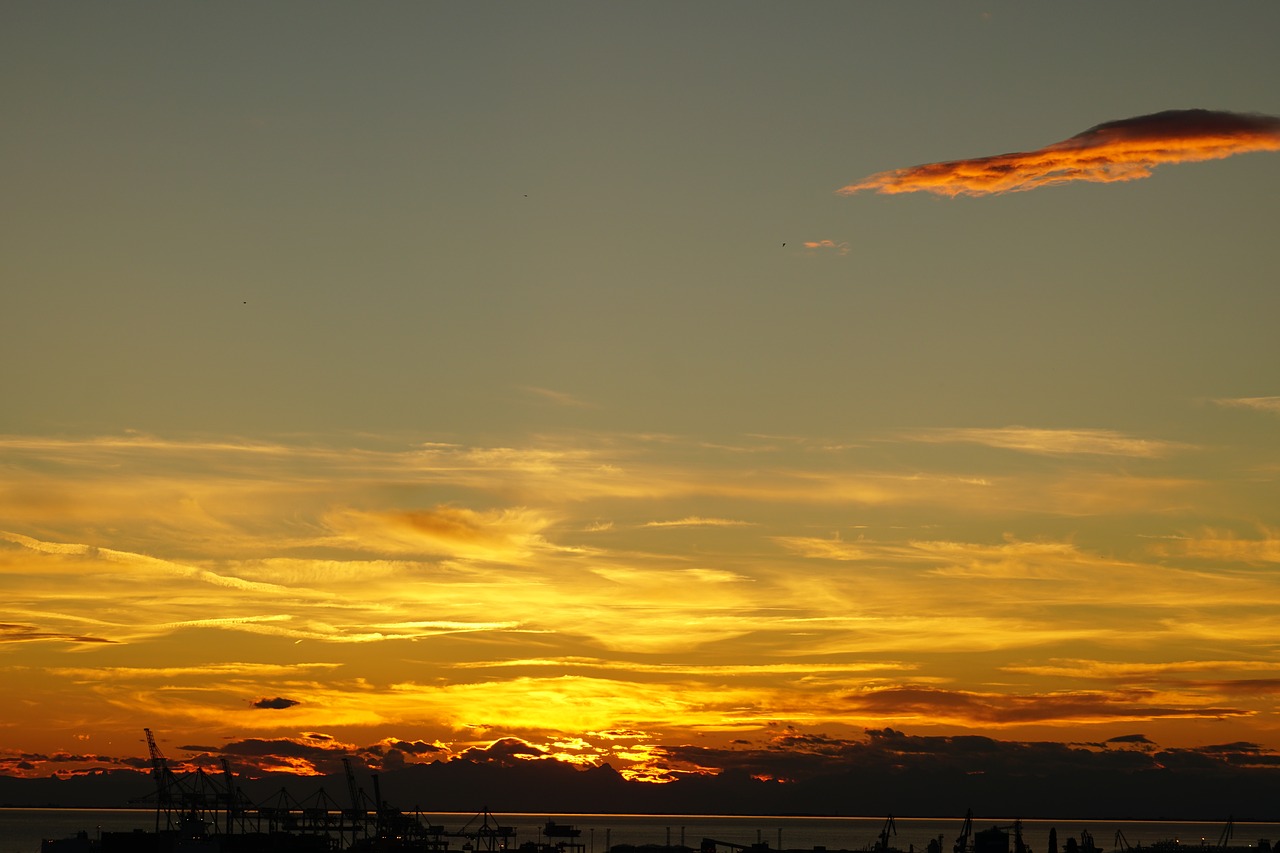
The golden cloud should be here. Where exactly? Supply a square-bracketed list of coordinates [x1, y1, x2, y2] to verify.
[323, 505, 557, 560]
[840, 109, 1280, 196]
[3, 427, 1280, 757]
[773, 535, 879, 561]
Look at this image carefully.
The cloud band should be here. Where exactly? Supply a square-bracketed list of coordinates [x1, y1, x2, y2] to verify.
[840, 109, 1280, 197]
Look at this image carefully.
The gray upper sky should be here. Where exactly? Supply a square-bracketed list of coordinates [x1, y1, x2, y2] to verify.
[5, 1, 1278, 441]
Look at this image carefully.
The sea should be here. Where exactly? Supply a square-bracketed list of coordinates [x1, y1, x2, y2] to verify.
[5, 810, 1278, 853]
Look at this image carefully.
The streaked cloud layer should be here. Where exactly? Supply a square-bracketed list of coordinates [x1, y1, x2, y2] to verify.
[840, 109, 1280, 196]
[2, 417, 1278, 780]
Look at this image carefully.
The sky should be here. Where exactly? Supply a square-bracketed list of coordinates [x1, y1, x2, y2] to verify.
[2, 1, 1280, 797]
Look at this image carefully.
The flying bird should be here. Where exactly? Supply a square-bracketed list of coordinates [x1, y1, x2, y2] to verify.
[840, 109, 1280, 197]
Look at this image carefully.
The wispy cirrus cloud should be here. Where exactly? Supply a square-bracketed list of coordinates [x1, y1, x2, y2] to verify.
[840, 109, 1280, 197]
[902, 426, 1187, 457]
[1003, 658, 1280, 681]
[521, 386, 597, 408]
[1213, 396, 1280, 415]
[1, 532, 295, 594]
[641, 517, 753, 528]
[455, 656, 911, 678]
[773, 535, 880, 562]
[1148, 527, 1280, 564]
[49, 663, 341, 680]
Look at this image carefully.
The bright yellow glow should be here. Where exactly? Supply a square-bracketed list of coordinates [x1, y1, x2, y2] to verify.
[2, 427, 1279, 778]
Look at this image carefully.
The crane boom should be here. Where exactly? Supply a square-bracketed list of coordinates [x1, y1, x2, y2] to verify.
[955, 810, 973, 853]
[1217, 818, 1234, 852]
[220, 757, 238, 835]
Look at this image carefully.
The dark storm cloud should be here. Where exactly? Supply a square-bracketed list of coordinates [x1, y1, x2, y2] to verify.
[155, 734, 448, 778]
[211, 736, 356, 775]
[385, 739, 445, 756]
[841, 109, 1280, 196]
[459, 738, 547, 766]
[1199, 741, 1266, 753]
[656, 727, 1247, 787]
[3, 752, 120, 764]
[636, 726, 1280, 817]
[839, 685, 1248, 724]
[221, 738, 342, 759]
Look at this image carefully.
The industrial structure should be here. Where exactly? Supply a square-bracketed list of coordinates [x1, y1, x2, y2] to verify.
[39, 736, 1264, 853]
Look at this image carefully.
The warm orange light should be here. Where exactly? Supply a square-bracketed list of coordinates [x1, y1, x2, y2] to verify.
[840, 109, 1280, 196]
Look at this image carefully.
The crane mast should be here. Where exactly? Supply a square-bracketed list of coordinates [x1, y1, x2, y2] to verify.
[955, 810, 974, 853]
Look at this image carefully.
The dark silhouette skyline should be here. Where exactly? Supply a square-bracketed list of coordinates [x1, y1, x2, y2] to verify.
[5, 729, 1278, 821]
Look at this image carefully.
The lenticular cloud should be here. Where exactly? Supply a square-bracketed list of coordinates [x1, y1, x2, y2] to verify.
[840, 109, 1280, 197]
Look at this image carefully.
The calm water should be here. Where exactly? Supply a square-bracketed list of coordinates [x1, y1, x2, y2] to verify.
[6, 810, 1277, 853]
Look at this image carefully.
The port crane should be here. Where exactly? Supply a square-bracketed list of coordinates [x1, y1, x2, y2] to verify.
[343, 755, 371, 841]
[141, 726, 222, 836]
[219, 756, 251, 835]
[143, 726, 174, 830]
[135, 729, 450, 849]
[1061, 830, 1098, 853]
[875, 816, 899, 853]
[452, 807, 518, 852]
[955, 811, 974, 853]
[1217, 818, 1235, 853]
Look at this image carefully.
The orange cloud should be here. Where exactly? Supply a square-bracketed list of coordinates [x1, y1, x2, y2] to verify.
[840, 109, 1280, 197]
[803, 239, 849, 255]
[323, 505, 556, 560]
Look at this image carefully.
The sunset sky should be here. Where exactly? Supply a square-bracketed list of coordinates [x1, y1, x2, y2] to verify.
[3, 2, 1280, 789]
